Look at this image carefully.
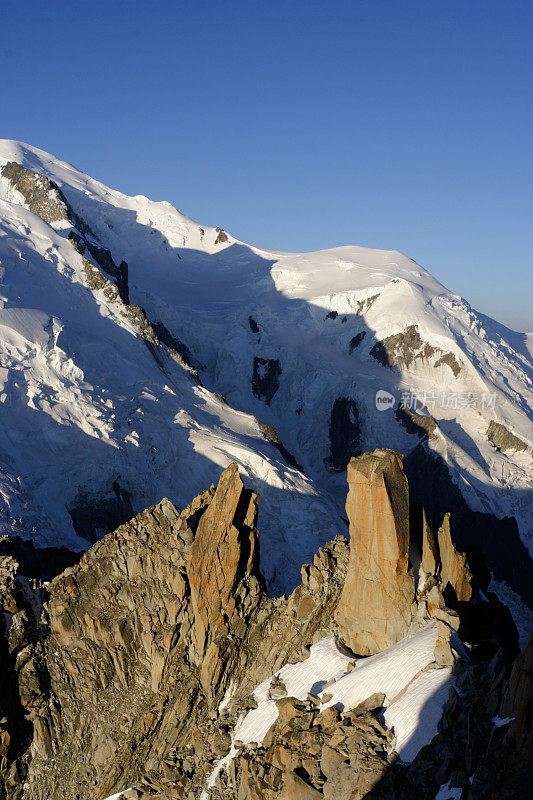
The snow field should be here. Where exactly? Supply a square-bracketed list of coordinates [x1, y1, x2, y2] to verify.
[203, 623, 455, 796]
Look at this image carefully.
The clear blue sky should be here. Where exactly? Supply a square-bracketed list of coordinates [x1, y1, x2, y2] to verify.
[2, 0, 532, 331]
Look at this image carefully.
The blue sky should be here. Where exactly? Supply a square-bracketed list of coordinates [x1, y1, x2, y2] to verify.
[2, 0, 532, 330]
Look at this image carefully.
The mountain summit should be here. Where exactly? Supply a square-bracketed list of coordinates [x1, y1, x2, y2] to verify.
[0, 140, 531, 601]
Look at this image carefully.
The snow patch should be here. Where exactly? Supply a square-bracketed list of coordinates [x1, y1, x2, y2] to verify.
[204, 624, 454, 795]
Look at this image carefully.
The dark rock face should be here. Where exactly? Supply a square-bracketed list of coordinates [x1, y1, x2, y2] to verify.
[0, 556, 41, 789]
[395, 406, 437, 440]
[248, 315, 260, 334]
[475, 633, 533, 799]
[252, 357, 282, 404]
[0, 538, 80, 583]
[84, 241, 129, 304]
[255, 418, 304, 472]
[151, 320, 194, 369]
[68, 231, 130, 305]
[487, 420, 527, 454]
[67, 480, 135, 542]
[369, 324, 461, 376]
[434, 352, 461, 377]
[325, 397, 361, 473]
[349, 331, 366, 352]
[404, 444, 533, 609]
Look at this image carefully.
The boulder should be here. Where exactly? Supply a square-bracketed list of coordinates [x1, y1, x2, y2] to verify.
[281, 771, 323, 799]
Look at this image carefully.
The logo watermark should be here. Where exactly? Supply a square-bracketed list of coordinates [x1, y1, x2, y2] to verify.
[375, 389, 396, 411]
[375, 388, 497, 413]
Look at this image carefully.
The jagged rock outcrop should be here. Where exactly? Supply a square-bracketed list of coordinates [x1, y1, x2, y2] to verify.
[1, 161, 199, 384]
[475, 633, 533, 798]
[335, 450, 414, 655]
[69, 230, 129, 303]
[214, 226, 229, 244]
[369, 324, 461, 376]
[0, 161, 70, 224]
[487, 420, 527, 454]
[0, 556, 47, 798]
[0, 455, 523, 800]
[254, 418, 304, 472]
[417, 503, 439, 577]
[404, 444, 533, 609]
[333, 449, 513, 664]
[215, 697, 393, 800]
[0, 465, 349, 800]
[186, 463, 263, 695]
[394, 406, 437, 441]
[437, 513, 474, 603]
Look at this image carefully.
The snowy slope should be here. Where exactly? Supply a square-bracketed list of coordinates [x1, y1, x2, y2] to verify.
[0, 140, 532, 593]
[203, 624, 454, 796]
[0, 147, 340, 593]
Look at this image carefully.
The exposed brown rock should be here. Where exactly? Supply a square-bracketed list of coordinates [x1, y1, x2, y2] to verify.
[369, 325, 436, 369]
[1, 161, 70, 224]
[187, 462, 262, 659]
[0, 465, 351, 800]
[220, 695, 392, 800]
[395, 406, 437, 441]
[420, 506, 439, 577]
[215, 226, 229, 244]
[281, 771, 323, 799]
[0, 453, 522, 800]
[433, 352, 461, 377]
[335, 449, 414, 655]
[369, 324, 461, 377]
[437, 513, 474, 602]
[487, 420, 527, 454]
[433, 620, 456, 667]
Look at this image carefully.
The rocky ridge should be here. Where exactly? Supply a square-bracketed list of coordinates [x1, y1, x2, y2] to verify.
[0, 450, 528, 800]
[0, 159, 198, 382]
[0, 464, 349, 799]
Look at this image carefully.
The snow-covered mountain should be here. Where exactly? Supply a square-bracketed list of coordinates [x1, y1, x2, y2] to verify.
[0, 139, 531, 597]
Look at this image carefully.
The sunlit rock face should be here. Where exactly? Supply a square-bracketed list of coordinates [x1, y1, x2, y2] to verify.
[335, 449, 415, 656]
